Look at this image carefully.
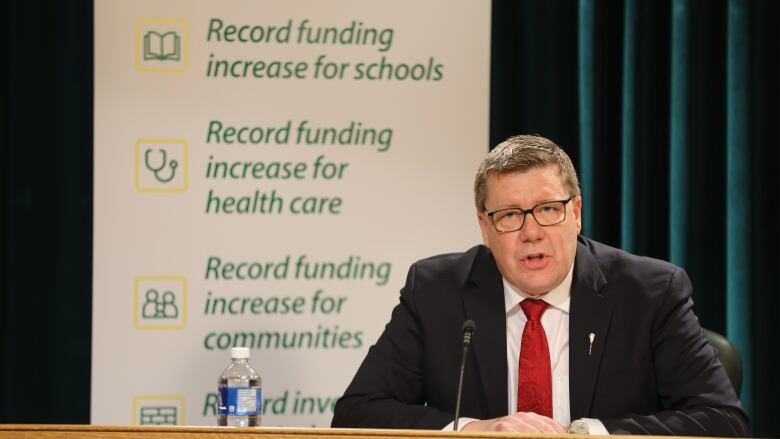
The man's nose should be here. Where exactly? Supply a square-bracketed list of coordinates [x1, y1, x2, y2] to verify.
[519, 213, 545, 241]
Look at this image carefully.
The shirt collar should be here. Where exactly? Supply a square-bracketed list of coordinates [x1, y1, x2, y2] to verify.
[503, 263, 574, 315]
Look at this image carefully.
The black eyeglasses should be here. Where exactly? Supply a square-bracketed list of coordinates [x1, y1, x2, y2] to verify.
[485, 197, 574, 233]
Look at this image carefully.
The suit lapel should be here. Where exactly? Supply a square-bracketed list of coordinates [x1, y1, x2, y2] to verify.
[461, 247, 508, 418]
[569, 239, 614, 419]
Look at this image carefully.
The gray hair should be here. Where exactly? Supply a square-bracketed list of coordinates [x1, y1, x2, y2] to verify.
[474, 135, 581, 211]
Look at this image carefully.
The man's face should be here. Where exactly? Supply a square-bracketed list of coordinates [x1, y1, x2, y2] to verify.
[477, 166, 582, 296]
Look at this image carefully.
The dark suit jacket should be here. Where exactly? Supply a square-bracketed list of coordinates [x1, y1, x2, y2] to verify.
[331, 236, 749, 436]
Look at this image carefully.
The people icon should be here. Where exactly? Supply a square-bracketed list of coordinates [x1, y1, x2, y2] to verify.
[142, 288, 179, 319]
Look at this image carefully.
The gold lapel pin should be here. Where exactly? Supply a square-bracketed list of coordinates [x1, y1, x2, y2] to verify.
[588, 333, 596, 356]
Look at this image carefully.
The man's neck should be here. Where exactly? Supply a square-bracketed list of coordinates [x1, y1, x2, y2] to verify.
[502, 264, 574, 311]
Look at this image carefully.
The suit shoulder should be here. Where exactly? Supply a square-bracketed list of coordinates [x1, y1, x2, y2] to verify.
[413, 245, 484, 269]
[578, 238, 692, 314]
[407, 245, 488, 288]
[578, 236, 689, 305]
[580, 236, 682, 277]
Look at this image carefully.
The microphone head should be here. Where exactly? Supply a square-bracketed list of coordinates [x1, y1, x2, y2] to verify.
[462, 319, 476, 334]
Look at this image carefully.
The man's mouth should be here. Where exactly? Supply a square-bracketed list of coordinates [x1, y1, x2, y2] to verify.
[521, 253, 549, 268]
[523, 253, 546, 261]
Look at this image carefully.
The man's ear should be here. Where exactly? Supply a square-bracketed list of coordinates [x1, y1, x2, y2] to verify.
[477, 212, 491, 247]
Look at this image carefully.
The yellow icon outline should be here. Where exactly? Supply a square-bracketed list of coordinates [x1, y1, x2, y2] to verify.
[133, 275, 187, 330]
[134, 139, 189, 193]
[132, 394, 186, 425]
[135, 18, 189, 74]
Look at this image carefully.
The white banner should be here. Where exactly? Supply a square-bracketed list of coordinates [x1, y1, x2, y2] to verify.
[93, 0, 490, 427]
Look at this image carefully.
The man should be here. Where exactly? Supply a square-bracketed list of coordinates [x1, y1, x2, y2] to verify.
[331, 135, 749, 436]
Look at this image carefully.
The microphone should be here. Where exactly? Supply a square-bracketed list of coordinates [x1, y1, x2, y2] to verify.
[453, 319, 476, 431]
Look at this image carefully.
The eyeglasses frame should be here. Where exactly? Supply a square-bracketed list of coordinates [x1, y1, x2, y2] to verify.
[485, 196, 575, 233]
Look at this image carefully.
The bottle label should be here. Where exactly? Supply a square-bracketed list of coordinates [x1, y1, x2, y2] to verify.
[218, 387, 262, 416]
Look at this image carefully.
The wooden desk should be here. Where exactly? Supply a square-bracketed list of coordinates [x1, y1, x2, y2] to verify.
[0, 425, 619, 439]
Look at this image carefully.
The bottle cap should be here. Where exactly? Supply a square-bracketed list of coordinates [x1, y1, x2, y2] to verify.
[230, 347, 250, 359]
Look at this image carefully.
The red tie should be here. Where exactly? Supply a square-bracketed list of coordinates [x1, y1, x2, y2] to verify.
[518, 299, 552, 417]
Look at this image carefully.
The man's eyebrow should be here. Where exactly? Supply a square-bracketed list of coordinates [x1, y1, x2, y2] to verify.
[493, 198, 561, 210]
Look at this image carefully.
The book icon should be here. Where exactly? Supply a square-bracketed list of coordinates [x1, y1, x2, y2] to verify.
[143, 31, 181, 61]
[135, 18, 189, 73]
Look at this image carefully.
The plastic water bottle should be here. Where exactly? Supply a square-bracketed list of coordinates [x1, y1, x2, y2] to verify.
[217, 347, 262, 427]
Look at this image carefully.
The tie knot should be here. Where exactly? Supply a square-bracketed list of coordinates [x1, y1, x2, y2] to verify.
[520, 299, 548, 321]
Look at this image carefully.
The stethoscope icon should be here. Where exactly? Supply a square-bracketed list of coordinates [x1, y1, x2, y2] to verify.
[144, 148, 178, 183]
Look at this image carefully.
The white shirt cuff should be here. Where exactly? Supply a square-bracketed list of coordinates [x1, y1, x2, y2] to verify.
[581, 418, 609, 435]
[442, 418, 480, 431]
